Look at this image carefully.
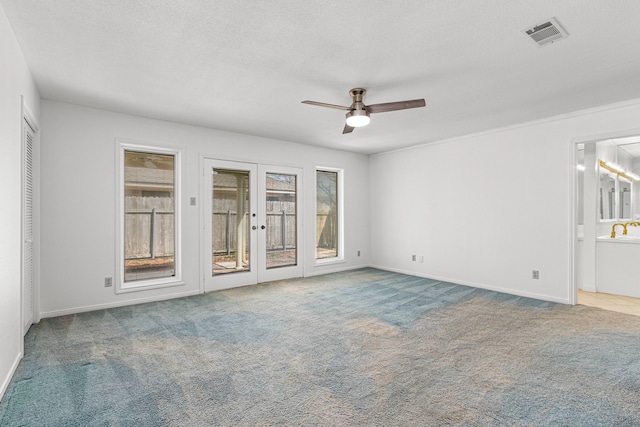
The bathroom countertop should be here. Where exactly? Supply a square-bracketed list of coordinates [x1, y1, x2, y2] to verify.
[597, 235, 640, 243]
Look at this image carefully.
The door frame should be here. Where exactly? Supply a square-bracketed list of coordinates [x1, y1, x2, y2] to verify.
[200, 157, 304, 293]
[571, 126, 640, 306]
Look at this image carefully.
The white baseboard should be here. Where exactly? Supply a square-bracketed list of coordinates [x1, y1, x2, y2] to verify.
[39, 289, 201, 319]
[0, 351, 22, 403]
[369, 264, 571, 305]
[38, 265, 570, 319]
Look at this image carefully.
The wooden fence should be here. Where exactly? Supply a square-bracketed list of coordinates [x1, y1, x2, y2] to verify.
[213, 200, 298, 254]
[125, 196, 174, 259]
[124, 197, 337, 258]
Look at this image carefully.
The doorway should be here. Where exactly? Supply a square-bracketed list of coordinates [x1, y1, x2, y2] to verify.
[574, 134, 640, 312]
[203, 159, 303, 292]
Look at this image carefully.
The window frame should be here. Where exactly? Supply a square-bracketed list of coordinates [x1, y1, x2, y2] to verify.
[115, 140, 183, 293]
[315, 166, 344, 265]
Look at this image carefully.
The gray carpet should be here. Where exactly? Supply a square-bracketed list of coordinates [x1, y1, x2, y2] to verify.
[1, 268, 640, 426]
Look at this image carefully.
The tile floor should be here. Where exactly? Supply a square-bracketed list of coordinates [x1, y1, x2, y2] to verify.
[578, 290, 640, 317]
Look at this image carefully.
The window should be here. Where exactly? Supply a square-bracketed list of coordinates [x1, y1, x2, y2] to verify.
[316, 168, 343, 262]
[117, 142, 182, 292]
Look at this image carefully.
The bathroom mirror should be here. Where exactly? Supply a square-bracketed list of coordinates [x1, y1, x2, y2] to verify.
[619, 178, 632, 220]
[599, 172, 616, 221]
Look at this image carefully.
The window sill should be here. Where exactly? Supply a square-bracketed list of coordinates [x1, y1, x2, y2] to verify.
[116, 278, 185, 294]
[314, 258, 345, 267]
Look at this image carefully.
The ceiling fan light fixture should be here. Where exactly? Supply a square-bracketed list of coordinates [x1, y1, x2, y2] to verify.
[345, 109, 370, 127]
[302, 88, 425, 134]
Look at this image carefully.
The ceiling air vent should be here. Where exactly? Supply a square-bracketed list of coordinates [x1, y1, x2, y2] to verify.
[523, 18, 568, 47]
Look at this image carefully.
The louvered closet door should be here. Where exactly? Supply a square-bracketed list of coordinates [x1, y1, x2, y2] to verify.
[23, 118, 34, 334]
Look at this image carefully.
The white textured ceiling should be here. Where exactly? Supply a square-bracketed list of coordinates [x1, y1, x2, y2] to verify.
[3, 1, 640, 154]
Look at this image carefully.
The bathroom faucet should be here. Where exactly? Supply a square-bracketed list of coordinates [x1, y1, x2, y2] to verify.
[611, 222, 627, 238]
[624, 221, 640, 236]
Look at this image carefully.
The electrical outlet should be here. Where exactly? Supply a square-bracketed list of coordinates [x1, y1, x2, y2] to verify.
[105, 277, 113, 287]
[412, 254, 416, 261]
[418, 255, 424, 263]
[190, 197, 197, 206]
[532, 270, 539, 280]
[357, 250, 361, 256]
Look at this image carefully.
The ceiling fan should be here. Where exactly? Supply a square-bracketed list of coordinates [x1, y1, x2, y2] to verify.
[302, 88, 426, 134]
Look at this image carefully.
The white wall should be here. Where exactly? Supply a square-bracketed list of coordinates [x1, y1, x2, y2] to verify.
[39, 100, 370, 317]
[370, 100, 640, 304]
[0, 4, 40, 400]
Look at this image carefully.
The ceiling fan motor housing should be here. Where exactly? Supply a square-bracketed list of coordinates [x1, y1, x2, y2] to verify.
[349, 88, 366, 102]
[345, 88, 369, 127]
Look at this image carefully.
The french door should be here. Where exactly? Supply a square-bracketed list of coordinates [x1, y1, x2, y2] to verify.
[203, 159, 303, 292]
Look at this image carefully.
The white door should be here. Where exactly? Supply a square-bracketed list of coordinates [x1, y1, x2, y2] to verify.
[203, 159, 303, 292]
[256, 164, 304, 282]
[22, 117, 35, 334]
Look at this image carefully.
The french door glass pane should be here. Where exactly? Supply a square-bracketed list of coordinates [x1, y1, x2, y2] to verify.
[212, 169, 251, 275]
[265, 173, 297, 269]
[124, 151, 175, 282]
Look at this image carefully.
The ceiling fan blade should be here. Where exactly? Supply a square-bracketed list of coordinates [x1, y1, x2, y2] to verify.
[366, 99, 426, 114]
[342, 124, 355, 134]
[302, 100, 351, 111]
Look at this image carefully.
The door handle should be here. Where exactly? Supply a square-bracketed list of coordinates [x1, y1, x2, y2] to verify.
[261, 225, 266, 230]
